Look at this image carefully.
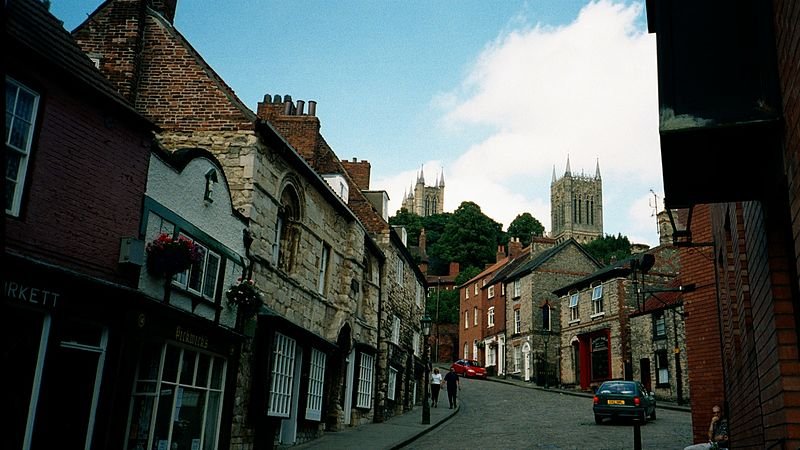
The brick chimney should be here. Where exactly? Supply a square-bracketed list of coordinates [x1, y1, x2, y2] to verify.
[509, 238, 523, 258]
[256, 94, 321, 163]
[341, 158, 371, 190]
[449, 262, 460, 277]
[496, 245, 506, 263]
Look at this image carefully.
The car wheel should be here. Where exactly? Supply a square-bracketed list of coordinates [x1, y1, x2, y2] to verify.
[594, 415, 603, 425]
[639, 411, 648, 424]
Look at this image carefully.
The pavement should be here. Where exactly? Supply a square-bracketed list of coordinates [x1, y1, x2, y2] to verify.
[291, 365, 691, 449]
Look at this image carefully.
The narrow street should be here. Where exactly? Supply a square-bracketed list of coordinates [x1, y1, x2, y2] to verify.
[403, 377, 693, 450]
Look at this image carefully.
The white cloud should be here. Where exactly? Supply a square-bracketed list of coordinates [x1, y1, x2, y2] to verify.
[375, 0, 664, 247]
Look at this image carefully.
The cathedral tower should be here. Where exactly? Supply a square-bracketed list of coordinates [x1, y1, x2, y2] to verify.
[400, 166, 445, 216]
[550, 157, 603, 244]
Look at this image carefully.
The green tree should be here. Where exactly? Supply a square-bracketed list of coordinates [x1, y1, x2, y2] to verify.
[430, 202, 503, 274]
[389, 208, 424, 248]
[583, 233, 632, 266]
[507, 212, 545, 247]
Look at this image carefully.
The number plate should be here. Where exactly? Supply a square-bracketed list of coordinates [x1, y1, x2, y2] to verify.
[607, 399, 626, 405]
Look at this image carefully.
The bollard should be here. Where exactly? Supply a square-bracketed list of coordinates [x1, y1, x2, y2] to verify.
[633, 423, 642, 450]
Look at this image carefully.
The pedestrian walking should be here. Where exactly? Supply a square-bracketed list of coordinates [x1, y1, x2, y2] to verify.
[430, 368, 443, 407]
[443, 367, 461, 409]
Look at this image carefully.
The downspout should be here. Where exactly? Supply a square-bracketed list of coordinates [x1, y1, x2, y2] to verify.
[373, 256, 385, 423]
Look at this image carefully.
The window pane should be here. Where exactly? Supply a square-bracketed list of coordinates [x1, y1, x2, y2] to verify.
[203, 391, 222, 450]
[188, 246, 206, 293]
[210, 357, 224, 390]
[126, 395, 156, 449]
[202, 253, 220, 299]
[181, 350, 197, 385]
[196, 352, 210, 388]
[172, 388, 205, 450]
[163, 345, 181, 382]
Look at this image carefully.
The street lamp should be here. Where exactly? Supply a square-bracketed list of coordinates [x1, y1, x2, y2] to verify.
[541, 329, 551, 389]
[421, 314, 432, 425]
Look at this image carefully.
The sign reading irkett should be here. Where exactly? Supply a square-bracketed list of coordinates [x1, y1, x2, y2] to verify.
[5, 280, 61, 307]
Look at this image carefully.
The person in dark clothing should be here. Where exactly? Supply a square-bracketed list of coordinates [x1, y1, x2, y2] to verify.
[443, 367, 461, 409]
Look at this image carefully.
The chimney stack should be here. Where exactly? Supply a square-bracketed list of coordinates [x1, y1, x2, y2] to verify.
[149, 0, 178, 24]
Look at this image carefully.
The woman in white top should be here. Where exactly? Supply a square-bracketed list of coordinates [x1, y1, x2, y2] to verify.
[430, 368, 443, 407]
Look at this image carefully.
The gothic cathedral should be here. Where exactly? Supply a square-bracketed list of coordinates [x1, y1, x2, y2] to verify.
[401, 166, 445, 217]
[551, 157, 603, 244]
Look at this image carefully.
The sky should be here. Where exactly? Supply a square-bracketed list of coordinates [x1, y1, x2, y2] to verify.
[51, 0, 666, 247]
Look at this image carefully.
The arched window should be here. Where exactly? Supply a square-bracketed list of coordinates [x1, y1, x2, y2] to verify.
[275, 183, 302, 272]
[542, 303, 551, 331]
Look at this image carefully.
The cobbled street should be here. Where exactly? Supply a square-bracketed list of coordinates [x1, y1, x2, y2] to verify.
[403, 376, 693, 450]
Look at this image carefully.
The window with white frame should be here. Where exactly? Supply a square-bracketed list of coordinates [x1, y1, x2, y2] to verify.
[513, 279, 521, 298]
[501, 283, 506, 296]
[396, 258, 404, 284]
[487, 306, 495, 327]
[125, 342, 227, 450]
[464, 310, 469, 329]
[318, 243, 330, 294]
[514, 309, 521, 334]
[463, 342, 468, 359]
[413, 332, 420, 356]
[653, 311, 667, 339]
[656, 350, 669, 385]
[473, 306, 478, 326]
[268, 333, 296, 417]
[356, 353, 375, 408]
[275, 186, 301, 272]
[416, 282, 422, 307]
[513, 345, 521, 372]
[305, 348, 326, 421]
[173, 233, 221, 301]
[569, 292, 580, 322]
[387, 367, 398, 401]
[465, 287, 469, 299]
[474, 283, 479, 295]
[488, 285, 495, 299]
[488, 345, 496, 365]
[5, 77, 40, 216]
[391, 316, 400, 345]
[591, 283, 604, 315]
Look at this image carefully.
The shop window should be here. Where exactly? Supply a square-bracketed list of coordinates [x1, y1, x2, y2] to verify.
[305, 348, 326, 421]
[268, 333, 296, 417]
[387, 367, 398, 401]
[656, 350, 670, 386]
[356, 353, 374, 408]
[126, 342, 226, 450]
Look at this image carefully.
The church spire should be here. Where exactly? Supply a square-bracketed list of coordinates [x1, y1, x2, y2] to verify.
[418, 166, 425, 184]
[595, 158, 601, 179]
[552, 165, 557, 183]
[565, 155, 571, 176]
[438, 169, 445, 187]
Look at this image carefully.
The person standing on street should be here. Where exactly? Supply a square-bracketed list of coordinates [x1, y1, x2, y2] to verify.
[430, 368, 443, 408]
[443, 367, 461, 409]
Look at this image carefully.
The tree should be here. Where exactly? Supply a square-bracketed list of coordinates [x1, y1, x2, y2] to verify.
[507, 212, 545, 247]
[583, 233, 632, 266]
[389, 208, 423, 248]
[430, 202, 503, 274]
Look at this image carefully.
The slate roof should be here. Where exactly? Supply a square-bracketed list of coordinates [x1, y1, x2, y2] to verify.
[504, 238, 602, 283]
[6, 0, 152, 127]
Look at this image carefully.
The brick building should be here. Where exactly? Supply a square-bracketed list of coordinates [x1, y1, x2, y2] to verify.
[648, 1, 800, 447]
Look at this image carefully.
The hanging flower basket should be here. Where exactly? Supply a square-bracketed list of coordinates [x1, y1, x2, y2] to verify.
[226, 278, 262, 315]
[146, 233, 202, 276]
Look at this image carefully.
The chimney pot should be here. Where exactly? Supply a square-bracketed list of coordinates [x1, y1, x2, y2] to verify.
[297, 100, 305, 115]
[308, 100, 317, 116]
[283, 100, 292, 115]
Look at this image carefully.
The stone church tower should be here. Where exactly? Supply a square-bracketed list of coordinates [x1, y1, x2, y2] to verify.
[551, 157, 603, 244]
[401, 166, 444, 216]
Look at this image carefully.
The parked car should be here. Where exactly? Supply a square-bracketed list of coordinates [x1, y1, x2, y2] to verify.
[593, 380, 656, 424]
[450, 359, 487, 379]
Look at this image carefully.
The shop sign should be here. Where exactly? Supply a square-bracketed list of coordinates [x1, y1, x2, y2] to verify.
[5, 279, 61, 308]
[175, 325, 209, 349]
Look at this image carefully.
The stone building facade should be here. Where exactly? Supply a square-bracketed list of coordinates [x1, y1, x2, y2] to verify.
[629, 291, 689, 404]
[550, 157, 603, 244]
[501, 239, 602, 385]
[70, 1, 404, 448]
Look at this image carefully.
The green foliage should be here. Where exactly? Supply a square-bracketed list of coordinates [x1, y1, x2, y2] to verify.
[426, 288, 460, 324]
[507, 212, 545, 247]
[429, 201, 503, 272]
[583, 233, 632, 266]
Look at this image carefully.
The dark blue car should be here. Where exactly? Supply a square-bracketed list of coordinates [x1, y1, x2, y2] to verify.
[593, 380, 656, 424]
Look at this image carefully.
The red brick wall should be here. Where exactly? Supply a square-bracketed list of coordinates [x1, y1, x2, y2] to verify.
[4, 72, 151, 284]
[680, 204, 726, 444]
[341, 159, 371, 191]
[73, 1, 254, 132]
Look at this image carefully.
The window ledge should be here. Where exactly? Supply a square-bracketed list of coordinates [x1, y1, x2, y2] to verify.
[568, 319, 581, 325]
[590, 312, 606, 320]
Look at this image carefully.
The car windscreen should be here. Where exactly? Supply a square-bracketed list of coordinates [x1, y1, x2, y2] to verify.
[598, 382, 635, 394]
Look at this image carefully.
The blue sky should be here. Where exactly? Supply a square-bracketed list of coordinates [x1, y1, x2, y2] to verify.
[52, 0, 665, 247]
